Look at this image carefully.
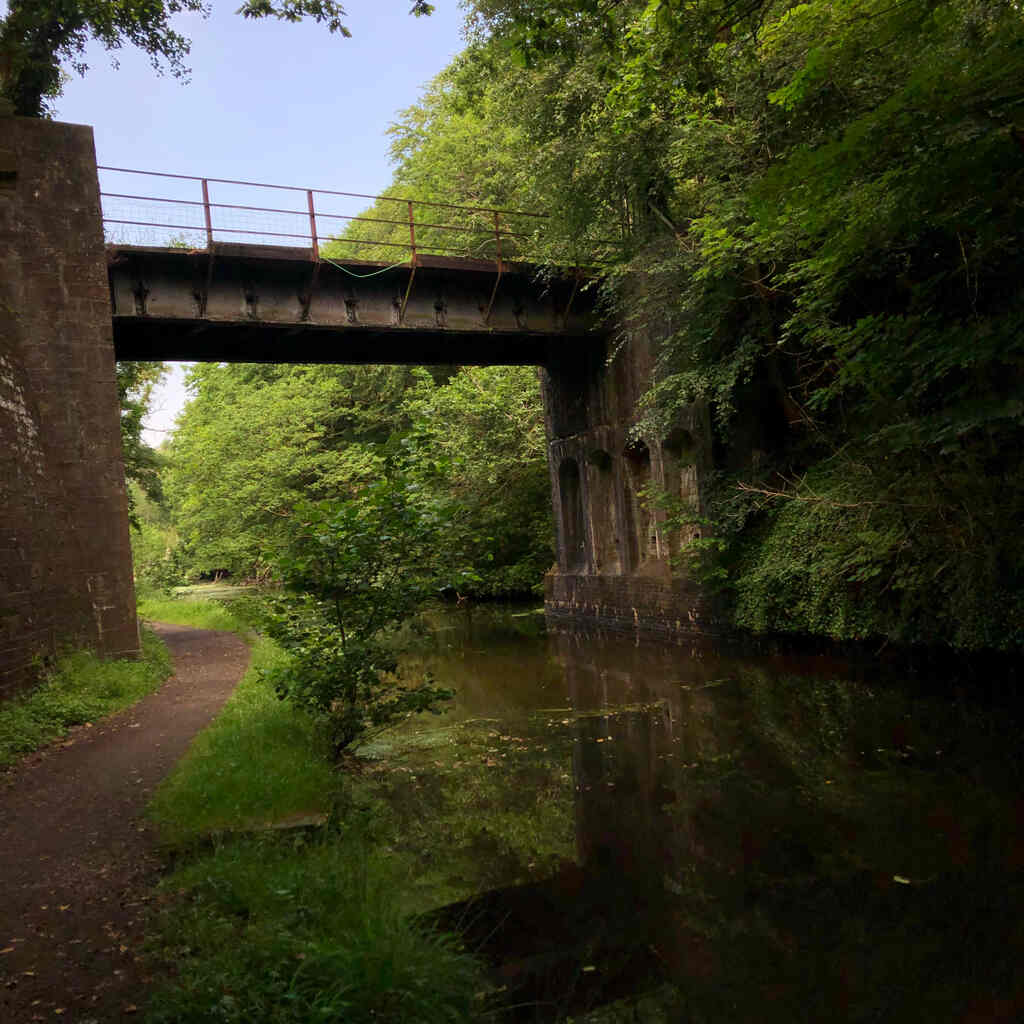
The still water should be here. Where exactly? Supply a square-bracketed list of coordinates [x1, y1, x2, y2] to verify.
[369, 605, 1024, 1022]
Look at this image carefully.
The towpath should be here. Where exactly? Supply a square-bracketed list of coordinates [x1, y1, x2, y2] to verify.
[0, 623, 249, 1022]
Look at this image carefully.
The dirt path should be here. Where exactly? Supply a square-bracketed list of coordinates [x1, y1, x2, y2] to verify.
[0, 623, 250, 1023]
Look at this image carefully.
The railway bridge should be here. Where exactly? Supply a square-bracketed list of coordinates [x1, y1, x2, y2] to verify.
[1, 117, 713, 694]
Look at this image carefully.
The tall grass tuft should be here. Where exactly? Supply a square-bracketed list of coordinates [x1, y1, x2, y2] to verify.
[0, 628, 172, 769]
[145, 833, 486, 1023]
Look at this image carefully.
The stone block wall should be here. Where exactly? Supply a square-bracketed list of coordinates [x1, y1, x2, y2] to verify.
[540, 332, 724, 638]
[0, 117, 139, 697]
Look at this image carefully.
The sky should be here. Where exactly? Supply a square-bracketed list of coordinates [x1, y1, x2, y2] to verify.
[18, 2, 469, 443]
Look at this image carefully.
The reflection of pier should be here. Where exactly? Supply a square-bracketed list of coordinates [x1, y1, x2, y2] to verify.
[421, 629, 738, 1019]
[422, 624, 1024, 1021]
[550, 627, 727, 885]
[422, 868, 665, 1020]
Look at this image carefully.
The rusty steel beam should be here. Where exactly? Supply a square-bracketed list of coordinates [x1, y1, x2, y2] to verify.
[107, 244, 603, 366]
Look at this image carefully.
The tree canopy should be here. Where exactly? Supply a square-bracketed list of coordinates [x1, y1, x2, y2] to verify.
[160, 362, 552, 596]
[331, 0, 1024, 648]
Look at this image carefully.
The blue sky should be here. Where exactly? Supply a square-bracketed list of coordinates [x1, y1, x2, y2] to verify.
[17, 2, 468, 440]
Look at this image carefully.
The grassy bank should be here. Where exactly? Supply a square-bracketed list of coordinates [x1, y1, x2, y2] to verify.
[0, 628, 172, 770]
[148, 636, 337, 841]
[137, 593, 251, 635]
[144, 631, 489, 1023]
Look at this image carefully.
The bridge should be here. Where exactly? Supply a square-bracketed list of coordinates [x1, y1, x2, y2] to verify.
[102, 167, 598, 365]
[1, 117, 713, 698]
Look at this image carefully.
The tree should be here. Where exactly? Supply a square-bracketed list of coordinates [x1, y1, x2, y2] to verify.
[259, 478, 454, 757]
[0, 0, 432, 118]
[166, 362, 418, 580]
[165, 360, 553, 596]
[362, 0, 1024, 649]
[117, 360, 167, 528]
[402, 365, 553, 596]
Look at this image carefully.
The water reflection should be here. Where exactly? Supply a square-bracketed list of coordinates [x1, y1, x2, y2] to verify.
[398, 607, 1024, 1021]
[547, 625, 1024, 1022]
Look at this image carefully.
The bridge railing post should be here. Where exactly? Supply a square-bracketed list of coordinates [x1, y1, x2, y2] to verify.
[307, 190, 320, 261]
[201, 178, 213, 250]
[407, 201, 417, 264]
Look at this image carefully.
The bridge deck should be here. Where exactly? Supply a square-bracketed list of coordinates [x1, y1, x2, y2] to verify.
[108, 244, 600, 366]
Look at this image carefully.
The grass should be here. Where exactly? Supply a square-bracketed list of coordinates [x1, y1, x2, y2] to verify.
[145, 634, 490, 1023]
[145, 832, 487, 1024]
[0, 628, 173, 769]
[148, 636, 338, 842]
[137, 594, 251, 635]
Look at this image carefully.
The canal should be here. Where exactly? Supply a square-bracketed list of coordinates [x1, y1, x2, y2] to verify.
[353, 604, 1024, 1021]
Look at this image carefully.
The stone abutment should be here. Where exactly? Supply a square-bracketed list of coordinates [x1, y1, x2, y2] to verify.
[0, 117, 139, 696]
[539, 335, 723, 637]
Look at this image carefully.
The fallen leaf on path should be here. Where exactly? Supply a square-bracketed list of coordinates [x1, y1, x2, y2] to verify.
[1, 947, 14, 954]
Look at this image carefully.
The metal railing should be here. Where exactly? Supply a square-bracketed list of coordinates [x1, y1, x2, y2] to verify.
[98, 167, 555, 265]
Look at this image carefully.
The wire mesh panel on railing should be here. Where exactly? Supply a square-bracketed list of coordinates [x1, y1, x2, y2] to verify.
[98, 167, 597, 266]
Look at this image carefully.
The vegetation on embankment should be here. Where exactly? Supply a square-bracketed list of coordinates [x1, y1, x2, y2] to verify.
[143, 624, 491, 1024]
[153, 363, 552, 600]
[147, 634, 337, 842]
[124, 0, 1024, 653]
[0, 628, 172, 769]
[323, 0, 1024, 653]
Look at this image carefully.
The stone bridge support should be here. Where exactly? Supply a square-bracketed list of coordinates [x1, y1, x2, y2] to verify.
[540, 334, 720, 637]
[0, 118, 139, 696]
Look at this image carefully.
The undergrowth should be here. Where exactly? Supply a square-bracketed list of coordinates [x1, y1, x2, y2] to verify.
[145, 831, 487, 1024]
[0, 627, 172, 769]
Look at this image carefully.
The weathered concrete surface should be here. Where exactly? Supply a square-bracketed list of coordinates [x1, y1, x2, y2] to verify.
[109, 244, 597, 365]
[540, 333, 725, 637]
[0, 117, 139, 696]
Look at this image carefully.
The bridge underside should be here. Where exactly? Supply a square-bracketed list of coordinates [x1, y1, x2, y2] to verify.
[114, 318, 565, 365]
[109, 245, 597, 365]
